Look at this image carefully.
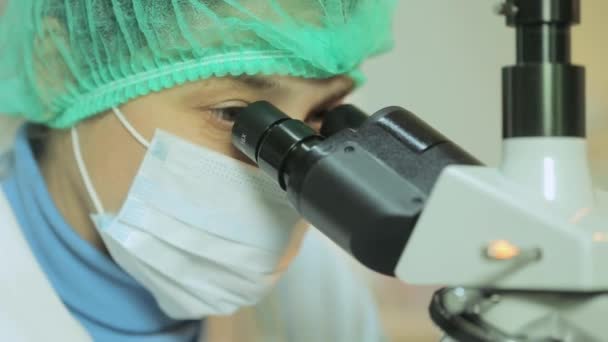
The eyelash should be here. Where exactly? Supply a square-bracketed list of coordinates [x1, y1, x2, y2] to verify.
[209, 107, 242, 123]
[210, 107, 327, 125]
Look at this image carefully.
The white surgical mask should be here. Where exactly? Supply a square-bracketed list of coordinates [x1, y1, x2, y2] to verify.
[71, 108, 301, 319]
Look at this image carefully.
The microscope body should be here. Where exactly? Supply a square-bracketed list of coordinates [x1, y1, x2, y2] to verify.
[234, 102, 608, 341]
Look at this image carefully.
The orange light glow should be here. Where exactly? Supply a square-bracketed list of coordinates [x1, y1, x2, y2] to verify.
[593, 232, 608, 242]
[486, 240, 520, 260]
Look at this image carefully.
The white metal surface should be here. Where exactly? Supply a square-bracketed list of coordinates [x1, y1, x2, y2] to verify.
[501, 138, 595, 209]
[396, 138, 608, 291]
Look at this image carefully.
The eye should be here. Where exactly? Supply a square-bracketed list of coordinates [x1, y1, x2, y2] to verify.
[204, 100, 249, 128]
[209, 107, 243, 123]
[306, 109, 326, 123]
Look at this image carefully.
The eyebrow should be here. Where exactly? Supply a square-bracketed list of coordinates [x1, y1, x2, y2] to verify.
[229, 75, 355, 114]
[233, 75, 282, 90]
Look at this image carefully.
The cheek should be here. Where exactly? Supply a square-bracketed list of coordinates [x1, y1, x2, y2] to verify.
[83, 113, 149, 213]
[155, 108, 235, 154]
[106, 148, 147, 212]
[160, 109, 256, 165]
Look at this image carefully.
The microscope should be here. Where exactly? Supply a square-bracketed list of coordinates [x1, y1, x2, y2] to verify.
[232, 0, 608, 340]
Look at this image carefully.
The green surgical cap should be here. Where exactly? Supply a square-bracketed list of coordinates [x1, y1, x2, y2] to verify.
[0, 0, 396, 128]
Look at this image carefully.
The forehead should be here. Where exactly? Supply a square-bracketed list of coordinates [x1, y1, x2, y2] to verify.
[165, 74, 352, 96]
[133, 74, 354, 113]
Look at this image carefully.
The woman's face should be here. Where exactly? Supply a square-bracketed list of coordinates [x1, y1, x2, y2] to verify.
[67, 74, 354, 254]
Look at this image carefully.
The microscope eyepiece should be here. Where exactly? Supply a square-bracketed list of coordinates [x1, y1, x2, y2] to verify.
[232, 101, 374, 188]
[231, 101, 290, 163]
[232, 101, 321, 188]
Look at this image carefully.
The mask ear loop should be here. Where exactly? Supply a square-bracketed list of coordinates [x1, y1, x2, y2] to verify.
[70, 107, 151, 216]
[71, 126, 105, 215]
[111, 107, 150, 148]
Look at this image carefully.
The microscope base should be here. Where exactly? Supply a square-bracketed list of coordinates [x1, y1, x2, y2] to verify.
[430, 287, 608, 342]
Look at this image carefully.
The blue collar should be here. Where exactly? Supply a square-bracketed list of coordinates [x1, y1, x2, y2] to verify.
[2, 125, 202, 342]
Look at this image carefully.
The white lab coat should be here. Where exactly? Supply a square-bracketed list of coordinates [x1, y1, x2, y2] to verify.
[0, 190, 92, 341]
[0, 187, 386, 342]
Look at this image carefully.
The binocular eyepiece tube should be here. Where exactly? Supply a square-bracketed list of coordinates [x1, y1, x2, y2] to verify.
[231, 101, 479, 276]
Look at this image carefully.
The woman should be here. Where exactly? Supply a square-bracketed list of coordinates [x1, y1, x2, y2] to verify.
[0, 1, 396, 341]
